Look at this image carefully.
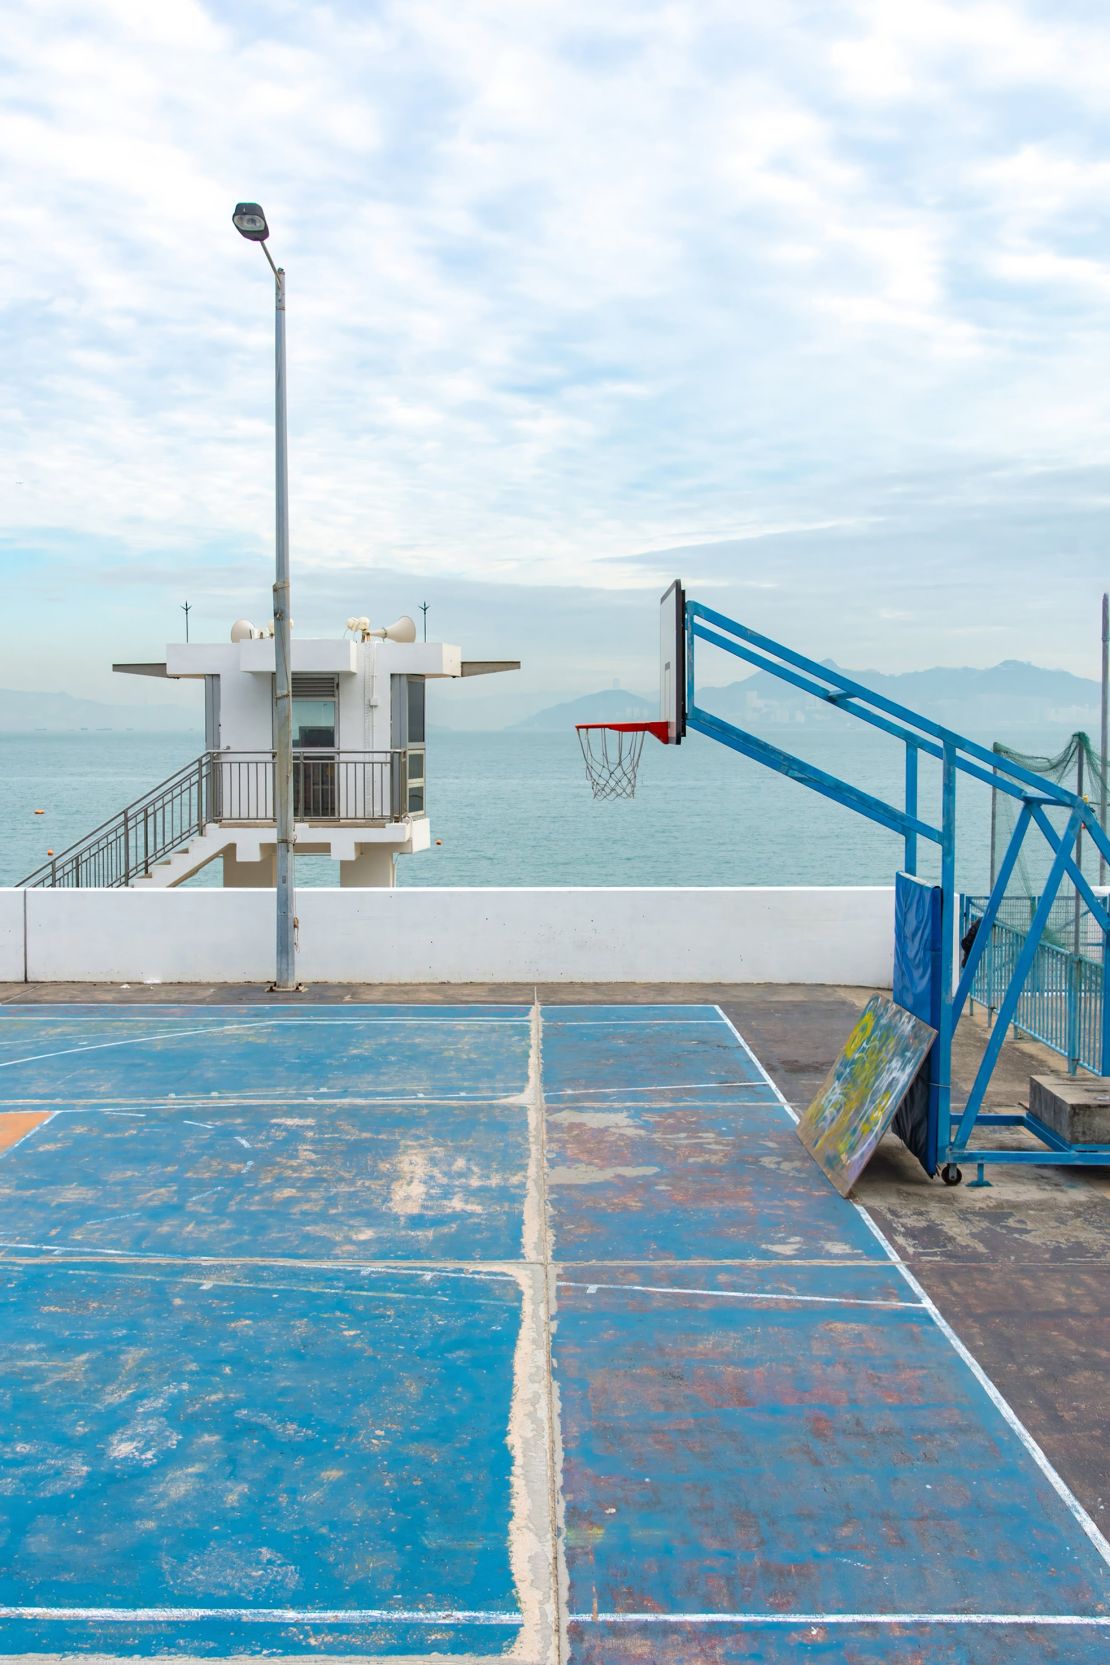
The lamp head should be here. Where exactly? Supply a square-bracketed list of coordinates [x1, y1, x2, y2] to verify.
[232, 202, 269, 241]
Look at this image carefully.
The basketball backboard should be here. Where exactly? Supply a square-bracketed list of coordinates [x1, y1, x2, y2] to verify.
[659, 580, 687, 744]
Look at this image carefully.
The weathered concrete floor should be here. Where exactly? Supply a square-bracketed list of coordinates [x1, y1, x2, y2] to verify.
[0, 983, 1107, 1665]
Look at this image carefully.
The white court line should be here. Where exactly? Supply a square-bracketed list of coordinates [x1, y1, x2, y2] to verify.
[0, 1021, 272, 1071]
[55, 1267, 503, 1306]
[540, 1019, 727, 1026]
[539, 1005, 720, 1015]
[0, 1605, 522, 1625]
[0, 1016, 530, 1031]
[557, 1279, 924, 1311]
[573, 1612, 1110, 1627]
[0, 1016, 533, 1072]
[0, 1095, 530, 1110]
[0, 1242, 525, 1278]
[544, 1081, 771, 1098]
[2, 1606, 1104, 1629]
[713, 1004, 1110, 1574]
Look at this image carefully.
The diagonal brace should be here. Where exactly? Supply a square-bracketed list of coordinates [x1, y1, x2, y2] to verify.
[1030, 806, 1110, 933]
[688, 705, 942, 846]
[952, 804, 1084, 1151]
[952, 800, 1034, 1024]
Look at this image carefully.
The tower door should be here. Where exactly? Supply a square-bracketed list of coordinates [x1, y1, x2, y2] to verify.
[291, 673, 338, 818]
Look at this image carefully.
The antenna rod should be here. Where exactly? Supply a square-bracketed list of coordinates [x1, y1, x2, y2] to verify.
[420, 600, 429, 642]
[181, 600, 191, 643]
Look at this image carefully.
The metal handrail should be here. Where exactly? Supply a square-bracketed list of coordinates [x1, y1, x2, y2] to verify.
[962, 893, 1108, 1075]
[19, 749, 408, 888]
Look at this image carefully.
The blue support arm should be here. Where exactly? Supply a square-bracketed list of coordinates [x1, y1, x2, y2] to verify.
[690, 601, 1079, 807]
[687, 704, 942, 846]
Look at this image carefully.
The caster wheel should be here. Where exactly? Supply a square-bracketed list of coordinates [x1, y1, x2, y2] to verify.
[941, 1164, 963, 1187]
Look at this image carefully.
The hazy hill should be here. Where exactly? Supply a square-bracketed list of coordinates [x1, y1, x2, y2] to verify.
[0, 687, 198, 734]
[511, 689, 656, 731]
[515, 661, 1101, 738]
[704, 659, 1100, 734]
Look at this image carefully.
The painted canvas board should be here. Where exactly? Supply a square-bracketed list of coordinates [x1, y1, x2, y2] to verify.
[797, 994, 936, 1196]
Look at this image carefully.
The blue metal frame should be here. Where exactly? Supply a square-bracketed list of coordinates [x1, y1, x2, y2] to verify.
[682, 595, 1110, 1179]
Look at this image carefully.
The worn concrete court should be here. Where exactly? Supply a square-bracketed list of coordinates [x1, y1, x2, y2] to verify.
[0, 1000, 1106, 1663]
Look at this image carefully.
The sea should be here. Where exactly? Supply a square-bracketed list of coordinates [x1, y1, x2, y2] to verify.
[1, 724, 1060, 897]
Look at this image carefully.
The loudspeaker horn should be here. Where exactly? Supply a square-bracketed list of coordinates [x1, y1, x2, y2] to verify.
[370, 615, 417, 643]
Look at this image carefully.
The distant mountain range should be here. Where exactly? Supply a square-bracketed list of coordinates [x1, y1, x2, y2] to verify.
[512, 660, 1102, 738]
[3, 657, 1101, 741]
[511, 689, 660, 731]
[0, 687, 198, 734]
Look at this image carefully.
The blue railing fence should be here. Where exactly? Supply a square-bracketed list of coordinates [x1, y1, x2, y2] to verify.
[961, 892, 1110, 1076]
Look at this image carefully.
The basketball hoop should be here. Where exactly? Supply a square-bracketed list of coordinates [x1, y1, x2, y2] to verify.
[575, 722, 669, 800]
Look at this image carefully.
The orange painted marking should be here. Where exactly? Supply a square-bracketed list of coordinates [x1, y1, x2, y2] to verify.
[0, 1111, 50, 1154]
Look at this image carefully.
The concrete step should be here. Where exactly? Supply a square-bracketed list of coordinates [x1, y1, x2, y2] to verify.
[129, 827, 229, 888]
[1029, 1073, 1110, 1145]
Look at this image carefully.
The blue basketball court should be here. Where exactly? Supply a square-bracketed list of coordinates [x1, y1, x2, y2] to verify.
[0, 1002, 1105, 1662]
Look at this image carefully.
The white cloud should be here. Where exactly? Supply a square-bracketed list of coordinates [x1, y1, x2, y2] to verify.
[2, 0, 1110, 685]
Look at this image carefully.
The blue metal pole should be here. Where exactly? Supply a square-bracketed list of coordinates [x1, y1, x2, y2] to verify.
[685, 603, 696, 730]
[935, 744, 957, 1170]
[1101, 929, 1110, 1077]
[904, 743, 919, 875]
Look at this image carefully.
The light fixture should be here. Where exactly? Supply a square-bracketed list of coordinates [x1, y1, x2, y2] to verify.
[232, 202, 269, 241]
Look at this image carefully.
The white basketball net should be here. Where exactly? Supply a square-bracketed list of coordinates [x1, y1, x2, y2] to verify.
[576, 725, 648, 800]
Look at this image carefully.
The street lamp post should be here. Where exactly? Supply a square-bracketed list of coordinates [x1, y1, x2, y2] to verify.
[233, 202, 296, 989]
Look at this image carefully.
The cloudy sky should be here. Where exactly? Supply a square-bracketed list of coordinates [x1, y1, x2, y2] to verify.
[3, 0, 1110, 714]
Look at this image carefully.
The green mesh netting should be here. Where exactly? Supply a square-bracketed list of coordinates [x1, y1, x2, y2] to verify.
[989, 732, 1107, 954]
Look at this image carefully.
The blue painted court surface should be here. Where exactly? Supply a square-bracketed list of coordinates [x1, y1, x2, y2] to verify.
[0, 1002, 1106, 1662]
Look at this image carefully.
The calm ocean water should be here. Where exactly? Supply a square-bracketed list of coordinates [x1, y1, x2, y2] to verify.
[0, 725, 1029, 894]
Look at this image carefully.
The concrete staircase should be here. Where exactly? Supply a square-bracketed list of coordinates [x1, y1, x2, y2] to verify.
[129, 827, 231, 888]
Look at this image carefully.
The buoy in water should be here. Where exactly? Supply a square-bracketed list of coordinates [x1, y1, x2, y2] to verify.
[34, 808, 44, 815]
[435, 839, 443, 845]
[47, 849, 54, 856]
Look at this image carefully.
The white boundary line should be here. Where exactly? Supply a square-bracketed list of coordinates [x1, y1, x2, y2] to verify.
[540, 1019, 727, 1027]
[556, 1278, 924, 1311]
[0, 1016, 536, 1072]
[713, 1003, 1110, 1574]
[0, 1005, 530, 1018]
[573, 1612, 1110, 1627]
[0, 1605, 521, 1625]
[544, 1081, 771, 1098]
[0, 1095, 540, 1109]
[2, 1606, 1105, 1629]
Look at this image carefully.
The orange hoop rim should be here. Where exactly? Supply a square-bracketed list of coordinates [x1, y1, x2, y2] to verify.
[574, 721, 670, 743]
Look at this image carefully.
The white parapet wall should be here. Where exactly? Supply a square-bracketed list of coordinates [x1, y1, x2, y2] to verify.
[0, 889, 25, 983]
[4, 887, 894, 985]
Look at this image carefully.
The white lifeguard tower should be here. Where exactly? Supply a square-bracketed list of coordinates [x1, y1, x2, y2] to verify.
[18, 615, 517, 891]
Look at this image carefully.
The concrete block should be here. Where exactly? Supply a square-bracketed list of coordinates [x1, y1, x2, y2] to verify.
[1029, 1074, 1110, 1146]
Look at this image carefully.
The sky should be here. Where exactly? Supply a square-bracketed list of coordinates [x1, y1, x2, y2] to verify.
[3, 0, 1110, 717]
